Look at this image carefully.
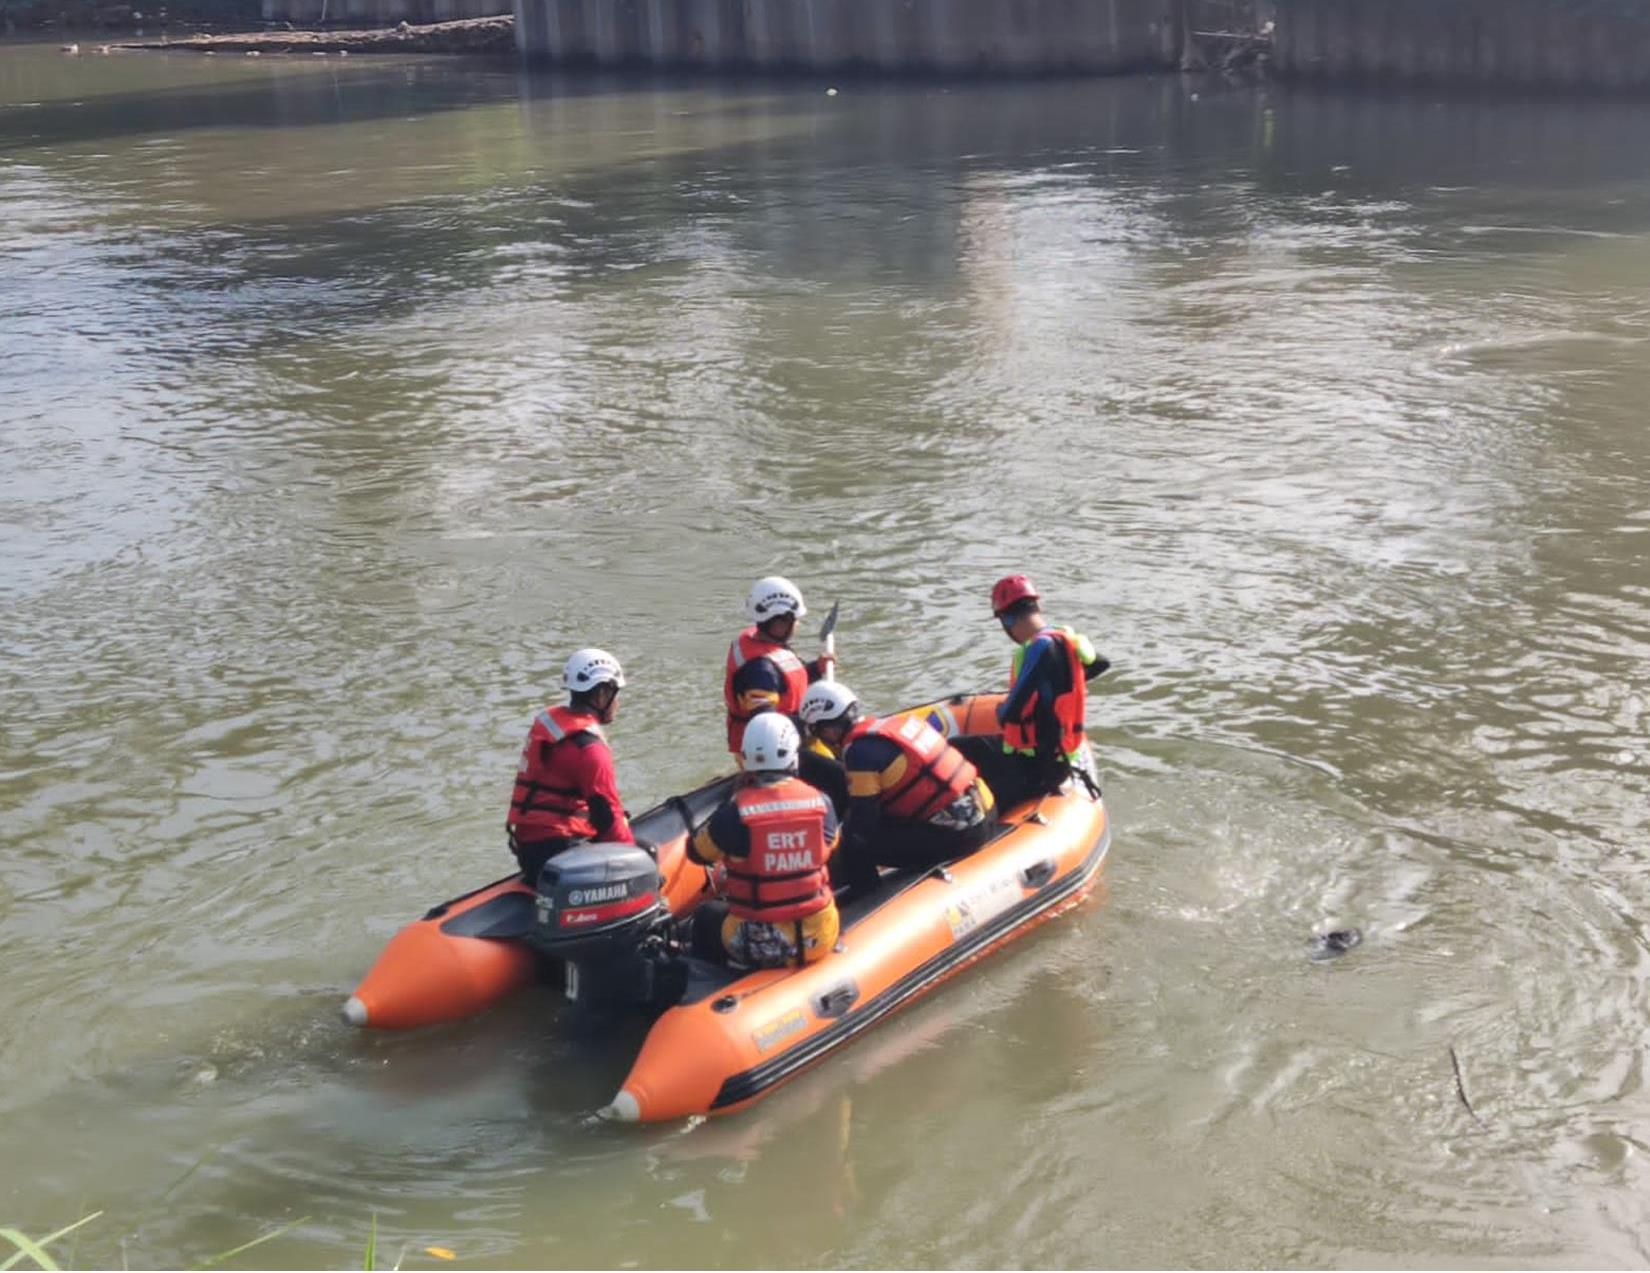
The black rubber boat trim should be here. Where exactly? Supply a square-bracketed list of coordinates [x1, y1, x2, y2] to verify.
[424, 872, 521, 922]
[439, 890, 538, 939]
[709, 815, 1111, 1110]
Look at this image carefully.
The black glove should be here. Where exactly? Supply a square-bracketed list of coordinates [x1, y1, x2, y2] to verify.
[1037, 753, 1072, 793]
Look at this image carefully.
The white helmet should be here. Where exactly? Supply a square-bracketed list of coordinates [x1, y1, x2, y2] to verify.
[798, 680, 859, 728]
[741, 712, 801, 773]
[745, 575, 807, 625]
[563, 647, 625, 693]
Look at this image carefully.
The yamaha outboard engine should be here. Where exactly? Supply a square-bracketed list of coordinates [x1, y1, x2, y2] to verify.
[529, 843, 679, 1009]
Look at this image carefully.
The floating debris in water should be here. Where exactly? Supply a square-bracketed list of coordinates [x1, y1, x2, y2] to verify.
[1308, 928, 1362, 960]
[425, 1247, 456, 1260]
[1450, 1044, 1488, 1129]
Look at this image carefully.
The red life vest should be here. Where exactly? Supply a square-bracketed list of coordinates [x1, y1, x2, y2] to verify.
[1002, 628, 1088, 758]
[722, 777, 833, 924]
[846, 714, 979, 822]
[723, 626, 809, 753]
[508, 705, 605, 842]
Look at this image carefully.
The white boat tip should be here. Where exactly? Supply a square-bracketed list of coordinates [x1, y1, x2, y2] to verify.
[598, 1090, 640, 1123]
[341, 995, 368, 1027]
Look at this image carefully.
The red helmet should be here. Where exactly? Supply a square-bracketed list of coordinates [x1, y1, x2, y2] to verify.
[991, 574, 1040, 615]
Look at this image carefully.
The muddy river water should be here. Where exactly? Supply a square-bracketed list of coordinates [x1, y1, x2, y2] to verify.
[3, 40, 1650, 1267]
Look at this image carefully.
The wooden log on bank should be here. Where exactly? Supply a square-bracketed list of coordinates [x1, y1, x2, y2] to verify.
[116, 13, 512, 53]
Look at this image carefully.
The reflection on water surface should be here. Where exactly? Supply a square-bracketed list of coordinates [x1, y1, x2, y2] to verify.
[3, 40, 1650, 1267]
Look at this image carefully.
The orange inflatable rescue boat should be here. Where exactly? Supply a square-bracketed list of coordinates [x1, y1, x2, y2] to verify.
[343, 778, 727, 1029]
[344, 694, 1111, 1122]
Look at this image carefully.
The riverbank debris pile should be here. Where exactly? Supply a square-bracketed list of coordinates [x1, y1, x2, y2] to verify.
[117, 14, 512, 54]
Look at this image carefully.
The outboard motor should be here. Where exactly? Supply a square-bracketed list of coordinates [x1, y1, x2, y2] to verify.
[529, 843, 680, 1009]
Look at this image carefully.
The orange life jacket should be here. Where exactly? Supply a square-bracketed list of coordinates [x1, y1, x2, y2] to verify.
[508, 705, 605, 841]
[1002, 628, 1088, 758]
[722, 777, 834, 924]
[723, 626, 809, 754]
[846, 713, 979, 822]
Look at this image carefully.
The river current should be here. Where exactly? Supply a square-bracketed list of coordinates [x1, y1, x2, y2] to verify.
[3, 40, 1649, 1268]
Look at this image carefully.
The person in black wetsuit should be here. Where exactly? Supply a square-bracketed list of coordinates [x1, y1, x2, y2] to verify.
[965, 574, 1110, 810]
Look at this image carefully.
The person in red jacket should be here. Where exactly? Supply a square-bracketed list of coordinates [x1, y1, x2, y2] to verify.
[507, 647, 633, 884]
[723, 575, 835, 758]
[688, 714, 841, 969]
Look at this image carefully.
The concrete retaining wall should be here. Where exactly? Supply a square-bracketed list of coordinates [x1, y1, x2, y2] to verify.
[1274, 0, 1650, 93]
[513, 0, 1181, 74]
[263, 0, 506, 23]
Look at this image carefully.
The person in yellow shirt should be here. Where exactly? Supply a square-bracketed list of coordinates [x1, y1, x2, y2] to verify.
[799, 681, 996, 895]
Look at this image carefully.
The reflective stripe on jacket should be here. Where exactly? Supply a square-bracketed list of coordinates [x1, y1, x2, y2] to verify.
[722, 776, 834, 923]
[508, 705, 606, 841]
[845, 713, 979, 822]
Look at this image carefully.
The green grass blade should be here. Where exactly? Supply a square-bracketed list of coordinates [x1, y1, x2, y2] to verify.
[64, 1197, 89, 1271]
[113, 1142, 227, 1260]
[34, 1213, 103, 1253]
[363, 1213, 376, 1271]
[160, 1146, 222, 1203]
[0, 1213, 104, 1272]
[191, 1216, 308, 1270]
[0, 1230, 60, 1272]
